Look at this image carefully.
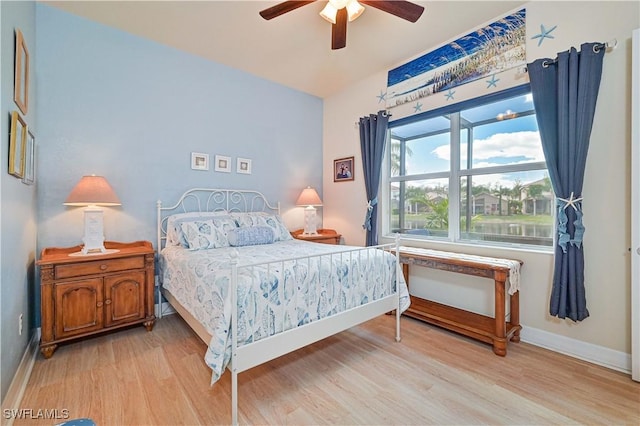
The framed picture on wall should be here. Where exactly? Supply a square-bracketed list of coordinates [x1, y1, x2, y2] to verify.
[191, 152, 209, 171]
[334, 156, 354, 182]
[22, 130, 35, 185]
[237, 158, 252, 174]
[14, 29, 29, 115]
[215, 155, 231, 173]
[9, 111, 27, 178]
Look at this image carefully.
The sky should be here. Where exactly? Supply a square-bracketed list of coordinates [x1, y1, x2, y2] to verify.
[398, 98, 548, 191]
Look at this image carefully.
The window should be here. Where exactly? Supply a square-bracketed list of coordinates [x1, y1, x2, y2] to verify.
[387, 86, 553, 248]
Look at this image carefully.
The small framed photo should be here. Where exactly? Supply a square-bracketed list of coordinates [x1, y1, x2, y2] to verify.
[214, 155, 231, 173]
[22, 129, 35, 185]
[237, 157, 252, 174]
[14, 29, 29, 115]
[334, 156, 354, 182]
[9, 111, 27, 178]
[191, 152, 209, 171]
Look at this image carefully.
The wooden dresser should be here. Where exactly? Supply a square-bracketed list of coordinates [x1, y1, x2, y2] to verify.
[37, 240, 156, 358]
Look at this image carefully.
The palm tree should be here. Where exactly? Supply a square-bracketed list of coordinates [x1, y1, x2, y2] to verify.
[493, 185, 511, 216]
[425, 198, 449, 229]
[510, 180, 524, 214]
[389, 138, 413, 176]
[405, 187, 428, 213]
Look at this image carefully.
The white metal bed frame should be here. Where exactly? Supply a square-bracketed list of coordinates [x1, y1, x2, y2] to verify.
[156, 188, 402, 425]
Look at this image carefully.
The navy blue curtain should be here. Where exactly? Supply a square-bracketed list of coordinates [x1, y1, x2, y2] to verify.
[527, 42, 605, 321]
[359, 111, 390, 246]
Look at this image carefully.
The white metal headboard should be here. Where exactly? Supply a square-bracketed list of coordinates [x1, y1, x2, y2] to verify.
[156, 188, 281, 251]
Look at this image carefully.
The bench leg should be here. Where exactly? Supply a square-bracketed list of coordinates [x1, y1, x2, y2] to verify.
[510, 291, 521, 343]
[493, 273, 507, 356]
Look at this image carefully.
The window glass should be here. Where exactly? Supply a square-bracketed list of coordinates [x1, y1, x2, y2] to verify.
[390, 179, 449, 238]
[387, 87, 552, 248]
[459, 173, 553, 246]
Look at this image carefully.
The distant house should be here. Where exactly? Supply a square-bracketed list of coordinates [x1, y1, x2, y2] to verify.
[465, 192, 508, 215]
[521, 178, 554, 215]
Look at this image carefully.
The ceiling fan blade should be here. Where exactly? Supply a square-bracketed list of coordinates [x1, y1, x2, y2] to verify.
[259, 1, 317, 20]
[331, 8, 348, 50]
[360, 0, 424, 23]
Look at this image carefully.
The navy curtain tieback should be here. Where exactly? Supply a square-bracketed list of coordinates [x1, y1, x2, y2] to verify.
[363, 197, 378, 230]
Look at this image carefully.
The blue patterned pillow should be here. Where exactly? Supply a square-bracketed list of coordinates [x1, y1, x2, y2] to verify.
[227, 226, 275, 247]
[179, 217, 237, 250]
[231, 212, 292, 242]
[166, 211, 229, 246]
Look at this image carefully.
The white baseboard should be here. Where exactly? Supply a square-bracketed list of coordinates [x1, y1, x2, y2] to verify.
[521, 324, 631, 374]
[1, 329, 40, 426]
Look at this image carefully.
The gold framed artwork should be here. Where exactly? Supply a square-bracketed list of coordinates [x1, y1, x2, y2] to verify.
[22, 130, 35, 185]
[334, 156, 354, 182]
[9, 111, 27, 178]
[14, 29, 29, 115]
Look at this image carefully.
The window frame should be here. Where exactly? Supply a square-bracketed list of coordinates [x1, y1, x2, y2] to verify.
[383, 84, 553, 251]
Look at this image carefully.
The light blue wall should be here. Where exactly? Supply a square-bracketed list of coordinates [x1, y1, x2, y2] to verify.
[1, 0, 37, 403]
[36, 4, 323, 253]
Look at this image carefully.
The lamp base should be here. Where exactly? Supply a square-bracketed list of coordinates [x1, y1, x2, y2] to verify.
[82, 207, 107, 253]
[302, 206, 318, 235]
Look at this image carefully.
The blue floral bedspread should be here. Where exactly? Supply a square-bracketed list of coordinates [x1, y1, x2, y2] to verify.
[159, 239, 410, 383]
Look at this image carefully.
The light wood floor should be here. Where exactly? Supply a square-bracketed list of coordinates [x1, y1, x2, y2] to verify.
[15, 313, 640, 425]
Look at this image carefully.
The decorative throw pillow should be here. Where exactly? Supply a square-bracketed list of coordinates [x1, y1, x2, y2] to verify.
[227, 226, 275, 247]
[166, 211, 228, 246]
[231, 212, 292, 242]
[179, 217, 237, 250]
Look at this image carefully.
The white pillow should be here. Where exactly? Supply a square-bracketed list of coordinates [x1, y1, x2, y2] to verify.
[165, 211, 229, 246]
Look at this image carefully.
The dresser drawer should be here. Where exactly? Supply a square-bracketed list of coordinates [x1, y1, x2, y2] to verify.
[55, 256, 144, 279]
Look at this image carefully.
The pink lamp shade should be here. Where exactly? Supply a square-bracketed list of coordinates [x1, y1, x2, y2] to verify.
[296, 186, 322, 206]
[64, 175, 121, 206]
[64, 175, 121, 256]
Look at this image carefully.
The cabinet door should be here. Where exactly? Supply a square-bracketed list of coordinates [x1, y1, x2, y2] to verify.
[55, 278, 104, 339]
[104, 271, 145, 327]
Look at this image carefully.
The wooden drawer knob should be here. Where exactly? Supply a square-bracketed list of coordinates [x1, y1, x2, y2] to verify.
[100, 264, 108, 270]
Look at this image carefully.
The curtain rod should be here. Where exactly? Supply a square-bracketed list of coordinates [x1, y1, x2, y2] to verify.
[354, 110, 392, 127]
[521, 39, 617, 72]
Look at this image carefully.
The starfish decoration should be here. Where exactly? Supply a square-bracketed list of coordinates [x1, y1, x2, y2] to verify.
[531, 24, 557, 46]
[376, 90, 387, 103]
[486, 74, 500, 88]
[413, 102, 423, 113]
[557, 192, 583, 211]
[445, 89, 455, 101]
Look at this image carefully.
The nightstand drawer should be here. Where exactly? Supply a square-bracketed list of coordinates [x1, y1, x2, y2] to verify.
[55, 257, 145, 279]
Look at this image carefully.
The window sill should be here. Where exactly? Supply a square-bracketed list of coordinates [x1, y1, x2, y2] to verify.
[380, 233, 554, 256]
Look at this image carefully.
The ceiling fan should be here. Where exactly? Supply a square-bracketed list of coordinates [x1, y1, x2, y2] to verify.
[259, 0, 425, 50]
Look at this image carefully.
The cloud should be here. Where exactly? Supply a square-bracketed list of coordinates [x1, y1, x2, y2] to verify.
[432, 131, 544, 164]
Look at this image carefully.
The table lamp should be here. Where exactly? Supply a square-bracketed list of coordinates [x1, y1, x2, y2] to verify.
[296, 186, 322, 235]
[64, 175, 121, 255]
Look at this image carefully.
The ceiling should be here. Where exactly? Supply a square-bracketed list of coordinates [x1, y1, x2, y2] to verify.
[43, 0, 525, 98]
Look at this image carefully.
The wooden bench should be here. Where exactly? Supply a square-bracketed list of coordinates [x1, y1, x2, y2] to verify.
[397, 247, 522, 356]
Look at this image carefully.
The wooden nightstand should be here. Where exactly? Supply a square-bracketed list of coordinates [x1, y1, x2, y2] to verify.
[291, 229, 342, 245]
[36, 240, 156, 358]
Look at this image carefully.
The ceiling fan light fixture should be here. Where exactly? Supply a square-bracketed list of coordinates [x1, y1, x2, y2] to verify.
[346, 0, 365, 22]
[319, 2, 338, 24]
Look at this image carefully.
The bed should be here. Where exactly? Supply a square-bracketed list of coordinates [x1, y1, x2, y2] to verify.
[156, 188, 410, 424]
